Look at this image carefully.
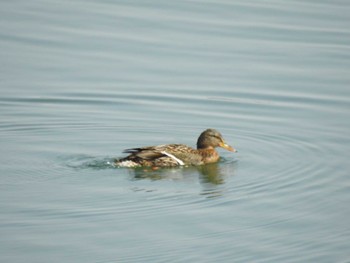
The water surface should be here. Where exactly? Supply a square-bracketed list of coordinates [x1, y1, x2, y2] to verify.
[1, 0, 350, 262]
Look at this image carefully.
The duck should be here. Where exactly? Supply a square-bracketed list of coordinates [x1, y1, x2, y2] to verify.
[115, 128, 236, 168]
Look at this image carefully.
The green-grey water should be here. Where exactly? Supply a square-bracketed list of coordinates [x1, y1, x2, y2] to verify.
[1, 1, 350, 262]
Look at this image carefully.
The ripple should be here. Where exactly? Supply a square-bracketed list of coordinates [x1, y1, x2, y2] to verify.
[0, 89, 344, 208]
[64, 155, 116, 170]
[1, 0, 350, 261]
[215, 126, 337, 225]
[0, 89, 336, 205]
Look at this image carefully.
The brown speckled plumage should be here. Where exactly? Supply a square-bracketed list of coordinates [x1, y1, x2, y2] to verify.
[115, 129, 236, 167]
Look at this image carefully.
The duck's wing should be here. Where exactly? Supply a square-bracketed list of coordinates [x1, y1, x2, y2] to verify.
[164, 144, 203, 165]
[123, 145, 165, 160]
[123, 144, 194, 162]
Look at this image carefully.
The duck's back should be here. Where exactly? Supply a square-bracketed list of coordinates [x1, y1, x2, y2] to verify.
[116, 144, 204, 167]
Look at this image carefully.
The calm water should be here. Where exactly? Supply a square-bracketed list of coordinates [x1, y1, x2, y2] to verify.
[1, 1, 350, 262]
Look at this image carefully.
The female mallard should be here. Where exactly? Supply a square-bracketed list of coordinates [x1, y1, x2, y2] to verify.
[115, 129, 236, 167]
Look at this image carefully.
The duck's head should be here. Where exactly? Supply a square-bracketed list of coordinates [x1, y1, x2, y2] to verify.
[196, 129, 237, 152]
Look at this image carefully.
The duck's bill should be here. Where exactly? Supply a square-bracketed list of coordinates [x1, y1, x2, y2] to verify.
[220, 142, 237, 152]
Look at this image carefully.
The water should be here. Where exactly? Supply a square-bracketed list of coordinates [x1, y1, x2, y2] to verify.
[1, 0, 350, 262]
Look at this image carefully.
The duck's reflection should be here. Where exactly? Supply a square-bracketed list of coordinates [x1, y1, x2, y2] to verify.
[126, 160, 236, 197]
[197, 162, 225, 185]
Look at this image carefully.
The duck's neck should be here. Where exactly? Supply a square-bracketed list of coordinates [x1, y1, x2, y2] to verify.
[198, 148, 220, 163]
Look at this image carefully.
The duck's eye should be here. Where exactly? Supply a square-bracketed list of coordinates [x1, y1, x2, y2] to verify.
[212, 135, 221, 140]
